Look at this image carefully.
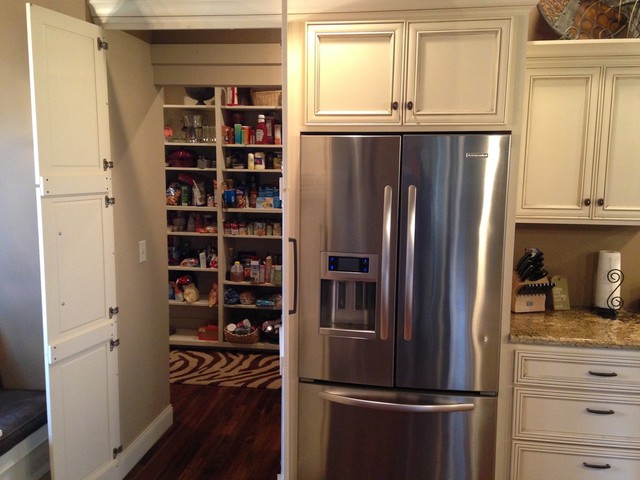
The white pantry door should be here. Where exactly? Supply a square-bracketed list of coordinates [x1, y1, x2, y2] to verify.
[26, 4, 120, 480]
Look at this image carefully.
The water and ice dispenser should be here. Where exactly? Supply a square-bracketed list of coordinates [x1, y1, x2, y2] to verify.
[319, 252, 378, 337]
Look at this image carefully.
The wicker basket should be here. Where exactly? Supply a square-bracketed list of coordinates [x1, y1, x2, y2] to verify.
[251, 89, 282, 107]
[538, 0, 637, 38]
[224, 327, 259, 344]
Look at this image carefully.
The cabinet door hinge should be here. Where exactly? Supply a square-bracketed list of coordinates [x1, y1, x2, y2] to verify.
[98, 37, 109, 51]
[112, 445, 123, 459]
[103, 158, 114, 170]
[109, 306, 119, 319]
[110, 338, 120, 351]
[105, 196, 116, 208]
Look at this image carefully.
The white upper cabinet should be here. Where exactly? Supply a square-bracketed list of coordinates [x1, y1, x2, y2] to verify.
[306, 22, 404, 124]
[517, 41, 640, 225]
[405, 19, 510, 125]
[595, 66, 640, 221]
[306, 18, 512, 126]
[518, 66, 601, 220]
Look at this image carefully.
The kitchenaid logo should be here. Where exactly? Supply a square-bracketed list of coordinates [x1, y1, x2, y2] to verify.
[465, 152, 489, 158]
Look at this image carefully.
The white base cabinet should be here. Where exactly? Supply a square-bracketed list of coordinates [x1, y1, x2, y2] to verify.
[512, 442, 640, 480]
[517, 40, 640, 224]
[511, 347, 640, 479]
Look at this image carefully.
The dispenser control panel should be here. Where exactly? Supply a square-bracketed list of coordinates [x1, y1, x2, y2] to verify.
[328, 255, 370, 274]
[321, 252, 378, 281]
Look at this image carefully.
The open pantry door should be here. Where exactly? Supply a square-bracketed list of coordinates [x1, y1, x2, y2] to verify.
[26, 4, 120, 479]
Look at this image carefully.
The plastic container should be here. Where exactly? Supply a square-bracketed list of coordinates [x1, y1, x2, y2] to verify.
[256, 114, 267, 144]
[230, 261, 243, 282]
[273, 265, 282, 285]
[254, 152, 265, 170]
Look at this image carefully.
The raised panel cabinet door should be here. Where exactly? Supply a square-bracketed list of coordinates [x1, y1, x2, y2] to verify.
[27, 4, 120, 479]
[306, 22, 404, 124]
[594, 66, 640, 221]
[516, 67, 601, 220]
[405, 19, 510, 125]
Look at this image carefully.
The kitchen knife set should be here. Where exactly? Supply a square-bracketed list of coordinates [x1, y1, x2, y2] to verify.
[515, 247, 547, 281]
[514, 247, 555, 296]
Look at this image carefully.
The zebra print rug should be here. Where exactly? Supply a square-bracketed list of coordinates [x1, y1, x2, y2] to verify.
[169, 349, 281, 389]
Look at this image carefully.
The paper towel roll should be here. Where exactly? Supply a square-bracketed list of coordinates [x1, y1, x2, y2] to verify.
[593, 250, 623, 310]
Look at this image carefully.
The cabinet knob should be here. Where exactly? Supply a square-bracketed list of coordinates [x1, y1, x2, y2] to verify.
[406, 101, 414, 111]
[392, 101, 399, 111]
[597, 198, 604, 206]
[583, 198, 591, 206]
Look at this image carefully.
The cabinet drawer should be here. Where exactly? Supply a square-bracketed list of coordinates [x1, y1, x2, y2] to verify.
[514, 388, 640, 448]
[512, 441, 640, 480]
[515, 350, 640, 393]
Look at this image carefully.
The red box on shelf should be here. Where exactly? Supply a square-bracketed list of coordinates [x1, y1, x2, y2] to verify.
[197, 325, 219, 341]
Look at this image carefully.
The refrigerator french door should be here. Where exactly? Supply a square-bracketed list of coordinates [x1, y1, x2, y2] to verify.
[298, 134, 510, 479]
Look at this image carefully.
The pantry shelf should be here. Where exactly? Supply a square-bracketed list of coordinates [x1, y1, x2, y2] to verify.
[164, 85, 283, 350]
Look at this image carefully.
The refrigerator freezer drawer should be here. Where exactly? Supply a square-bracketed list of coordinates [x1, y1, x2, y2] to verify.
[298, 381, 498, 480]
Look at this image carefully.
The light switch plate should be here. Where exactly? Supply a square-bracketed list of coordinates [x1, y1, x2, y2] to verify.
[138, 240, 147, 263]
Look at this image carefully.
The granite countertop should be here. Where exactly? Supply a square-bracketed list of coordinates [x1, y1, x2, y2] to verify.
[510, 308, 640, 349]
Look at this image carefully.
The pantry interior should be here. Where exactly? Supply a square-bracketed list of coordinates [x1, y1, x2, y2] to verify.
[142, 20, 286, 423]
[163, 82, 284, 351]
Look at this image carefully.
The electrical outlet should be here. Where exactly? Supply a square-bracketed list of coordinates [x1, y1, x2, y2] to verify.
[138, 240, 147, 263]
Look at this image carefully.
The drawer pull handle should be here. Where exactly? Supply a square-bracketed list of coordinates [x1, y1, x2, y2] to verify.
[586, 408, 615, 415]
[588, 370, 618, 377]
[583, 462, 611, 470]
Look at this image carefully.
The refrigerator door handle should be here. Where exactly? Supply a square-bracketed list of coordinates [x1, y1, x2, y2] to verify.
[380, 185, 393, 340]
[403, 185, 417, 341]
[319, 391, 475, 414]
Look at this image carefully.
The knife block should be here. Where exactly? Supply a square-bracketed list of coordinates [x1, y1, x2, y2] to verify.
[511, 271, 548, 313]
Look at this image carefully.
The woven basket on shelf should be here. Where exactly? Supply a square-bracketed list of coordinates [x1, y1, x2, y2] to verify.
[224, 328, 259, 344]
[538, 0, 638, 38]
[251, 89, 282, 107]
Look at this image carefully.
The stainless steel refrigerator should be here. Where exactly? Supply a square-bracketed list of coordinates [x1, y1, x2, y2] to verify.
[298, 134, 510, 479]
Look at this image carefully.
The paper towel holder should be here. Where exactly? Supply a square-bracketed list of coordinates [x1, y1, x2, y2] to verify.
[593, 268, 625, 319]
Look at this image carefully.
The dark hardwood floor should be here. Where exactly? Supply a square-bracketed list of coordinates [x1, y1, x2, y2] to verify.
[124, 383, 281, 480]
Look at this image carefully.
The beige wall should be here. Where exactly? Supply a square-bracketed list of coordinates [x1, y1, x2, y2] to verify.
[0, 0, 87, 389]
[106, 29, 170, 449]
[514, 225, 640, 311]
